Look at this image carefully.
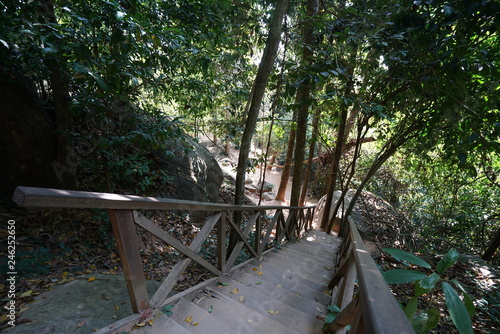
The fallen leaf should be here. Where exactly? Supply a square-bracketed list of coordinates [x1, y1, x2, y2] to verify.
[230, 288, 239, 294]
[259, 264, 263, 269]
[208, 306, 213, 313]
[115, 305, 119, 311]
[87, 276, 96, 282]
[252, 267, 258, 271]
[257, 271, 263, 276]
[19, 290, 33, 298]
[185, 315, 193, 324]
[135, 322, 146, 327]
[77, 320, 87, 328]
[62, 271, 69, 279]
[238, 296, 245, 303]
[255, 281, 262, 285]
[276, 284, 282, 288]
[324, 290, 332, 296]
[193, 323, 200, 326]
[101, 293, 111, 301]
[325, 267, 332, 270]
[147, 319, 154, 326]
[316, 307, 323, 313]
[268, 310, 280, 315]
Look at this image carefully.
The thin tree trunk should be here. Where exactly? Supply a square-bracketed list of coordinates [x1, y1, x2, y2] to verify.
[299, 108, 320, 206]
[483, 225, 500, 261]
[230, 0, 289, 255]
[289, 0, 318, 208]
[275, 112, 297, 201]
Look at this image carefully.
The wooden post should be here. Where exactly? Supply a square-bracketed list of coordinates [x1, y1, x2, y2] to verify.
[217, 211, 227, 273]
[254, 211, 262, 255]
[108, 209, 149, 313]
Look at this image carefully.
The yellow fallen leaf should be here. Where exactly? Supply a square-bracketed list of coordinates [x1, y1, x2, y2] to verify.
[114, 305, 119, 311]
[147, 319, 154, 326]
[325, 267, 332, 270]
[268, 310, 279, 315]
[257, 271, 263, 276]
[62, 271, 69, 279]
[252, 267, 258, 271]
[87, 276, 96, 282]
[259, 264, 263, 269]
[324, 290, 332, 296]
[185, 315, 193, 323]
[238, 296, 245, 303]
[230, 288, 239, 294]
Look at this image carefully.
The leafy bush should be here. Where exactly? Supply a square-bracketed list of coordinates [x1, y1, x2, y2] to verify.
[382, 248, 475, 334]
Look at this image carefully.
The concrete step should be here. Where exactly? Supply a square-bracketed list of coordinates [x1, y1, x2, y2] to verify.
[209, 278, 325, 334]
[193, 287, 302, 334]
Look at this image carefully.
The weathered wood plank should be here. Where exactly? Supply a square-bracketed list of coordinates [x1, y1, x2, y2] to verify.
[133, 211, 222, 276]
[108, 209, 149, 313]
[327, 298, 359, 332]
[225, 213, 259, 269]
[148, 212, 221, 308]
[13, 186, 314, 212]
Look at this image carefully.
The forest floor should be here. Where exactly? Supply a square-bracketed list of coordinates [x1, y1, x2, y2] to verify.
[0, 142, 499, 332]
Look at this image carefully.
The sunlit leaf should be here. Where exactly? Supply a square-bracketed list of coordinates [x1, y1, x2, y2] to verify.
[419, 273, 440, 290]
[382, 269, 427, 284]
[382, 248, 431, 268]
[257, 271, 263, 276]
[442, 282, 473, 334]
[87, 276, 96, 282]
[437, 249, 459, 274]
[230, 288, 239, 294]
[452, 280, 475, 316]
[185, 315, 193, 323]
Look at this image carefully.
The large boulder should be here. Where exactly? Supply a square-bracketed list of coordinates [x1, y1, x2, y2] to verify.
[159, 137, 223, 216]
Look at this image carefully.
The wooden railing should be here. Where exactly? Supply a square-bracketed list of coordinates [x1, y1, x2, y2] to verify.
[327, 216, 416, 334]
[13, 186, 314, 314]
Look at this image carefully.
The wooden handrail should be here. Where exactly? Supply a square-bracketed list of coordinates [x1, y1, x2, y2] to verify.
[328, 217, 415, 334]
[13, 186, 315, 317]
[13, 186, 312, 211]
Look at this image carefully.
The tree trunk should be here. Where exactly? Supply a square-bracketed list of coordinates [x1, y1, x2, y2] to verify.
[41, 0, 76, 189]
[483, 225, 500, 261]
[231, 0, 289, 255]
[275, 111, 297, 201]
[299, 108, 320, 207]
[234, 0, 289, 206]
[289, 0, 318, 208]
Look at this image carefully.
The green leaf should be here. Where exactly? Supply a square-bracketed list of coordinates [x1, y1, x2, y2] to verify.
[412, 312, 430, 334]
[419, 273, 440, 290]
[437, 249, 459, 274]
[383, 269, 427, 284]
[327, 304, 340, 313]
[208, 305, 213, 313]
[427, 308, 440, 330]
[325, 312, 337, 324]
[162, 304, 174, 316]
[442, 282, 473, 334]
[415, 280, 432, 297]
[382, 248, 431, 269]
[404, 296, 418, 319]
[452, 280, 475, 316]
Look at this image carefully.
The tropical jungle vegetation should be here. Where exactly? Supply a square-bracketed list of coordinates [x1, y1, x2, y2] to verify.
[1, 0, 499, 332]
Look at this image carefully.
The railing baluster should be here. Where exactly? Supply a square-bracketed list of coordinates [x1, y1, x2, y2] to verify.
[108, 209, 149, 313]
[218, 211, 227, 273]
[254, 210, 262, 255]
